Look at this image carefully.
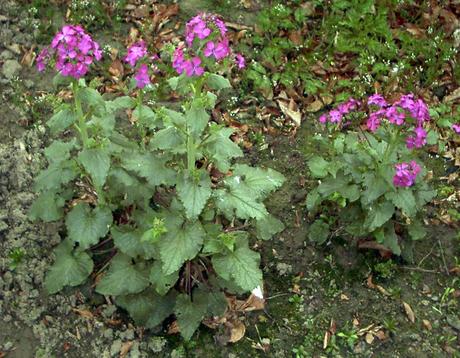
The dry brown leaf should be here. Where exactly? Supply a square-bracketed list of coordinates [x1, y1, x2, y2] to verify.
[340, 293, 350, 301]
[422, 319, 432, 330]
[402, 301, 415, 323]
[306, 99, 324, 113]
[443, 88, 460, 103]
[375, 330, 387, 341]
[277, 99, 302, 126]
[119, 341, 133, 358]
[228, 320, 246, 343]
[109, 59, 124, 79]
[323, 331, 331, 350]
[365, 332, 374, 345]
[72, 308, 94, 319]
[167, 320, 180, 334]
[21, 46, 36, 67]
[366, 275, 391, 296]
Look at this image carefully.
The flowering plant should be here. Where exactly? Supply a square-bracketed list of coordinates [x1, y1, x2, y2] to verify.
[30, 18, 284, 340]
[307, 94, 437, 256]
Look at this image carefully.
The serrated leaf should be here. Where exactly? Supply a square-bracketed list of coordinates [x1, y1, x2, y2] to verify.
[375, 223, 401, 255]
[255, 214, 285, 240]
[212, 237, 262, 291]
[47, 107, 77, 134]
[44, 139, 76, 164]
[362, 174, 390, 205]
[186, 101, 209, 138]
[308, 220, 330, 244]
[202, 125, 243, 172]
[407, 220, 426, 241]
[174, 293, 208, 340]
[214, 186, 269, 220]
[133, 105, 158, 129]
[78, 147, 111, 189]
[107, 96, 135, 112]
[121, 151, 175, 187]
[116, 288, 176, 328]
[159, 219, 205, 275]
[176, 170, 212, 220]
[45, 239, 93, 294]
[308, 156, 329, 178]
[206, 74, 231, 90]
[34, 162, 79, 191]
[306, 188, 321, 211]
[66, 203, 112, 249]
[230, 164, 285, 199]
[96, 254, 150, 296]
[365, 201, 395, 232]
[111, 226, 144, 258]
[150, 126, 186, 154]
[79, 87, 105, 113]
[29, 190, 65, 222]
[386, 189, 417, 217]
[149, 261, 179, 295]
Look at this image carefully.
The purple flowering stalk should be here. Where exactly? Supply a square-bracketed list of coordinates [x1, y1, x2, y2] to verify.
[393, 161, 421, 187]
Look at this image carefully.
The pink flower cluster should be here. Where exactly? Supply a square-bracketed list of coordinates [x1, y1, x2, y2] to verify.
[172, 13, 245, 77]
[452, 123, 460, 134]
[367, 93, 430, 150]
[318, 98, 361, 124]
[37, 25, 102, 79]
[124, 40, 152, 89]
[393, 161, 421, 187]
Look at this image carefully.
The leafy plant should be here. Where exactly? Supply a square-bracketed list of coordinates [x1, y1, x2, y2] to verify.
[8, 248, 26, 270]
[31, 17, 284, 340]
[306, 94, 436, 256]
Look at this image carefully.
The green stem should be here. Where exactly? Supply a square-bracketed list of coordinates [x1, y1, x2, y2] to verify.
[185, 78, 205, 172]
[138, 90, 146, 149]
[73, 81, 89, 148]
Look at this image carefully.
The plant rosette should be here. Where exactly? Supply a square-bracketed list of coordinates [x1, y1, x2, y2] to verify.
[31, 17, 284, 341]
[307, 94, 437, 257]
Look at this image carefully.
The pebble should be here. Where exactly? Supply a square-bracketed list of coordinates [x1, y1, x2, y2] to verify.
[2, 59, 21, 79]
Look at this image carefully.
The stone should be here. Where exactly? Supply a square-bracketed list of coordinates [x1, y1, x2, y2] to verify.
[2, 59, 21, 79]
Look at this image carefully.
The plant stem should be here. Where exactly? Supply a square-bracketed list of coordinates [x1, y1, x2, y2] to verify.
[73, 81, 89, 148]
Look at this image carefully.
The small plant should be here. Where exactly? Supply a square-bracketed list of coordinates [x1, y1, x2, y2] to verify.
[306, 94, 437, 256]
[8, 248, 26, 270]
[336, 324, 359, 350]
[31, 17, 284, 341]
[374, 259, 397, 279]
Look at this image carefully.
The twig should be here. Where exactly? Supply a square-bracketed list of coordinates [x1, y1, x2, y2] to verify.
[438, 239, 450, 276]
[400, 266, 438, 273]
[266, 292, 290, 300]
[417, 243, 436, 268]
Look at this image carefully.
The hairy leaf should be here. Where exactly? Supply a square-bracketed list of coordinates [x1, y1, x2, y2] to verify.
[34, 162, 79, 192]
[255, 214, 285, 240]
[176, 170, 212, 220]
[308, 156, 329, 178]
[121, 151, 175, 187]
[149, 261, 179, 296]
[78, 147, 111, 189]
[29, 190, 65, 222]
[47, 107, 77, 134]
[66, 203, 112, 249]
[174, 293, 208, 340]
[365, 201, 395, 231]
[214, 186, 269, 220]
[202, 125, 243, 172]
[45, 239, 93, 294]
[44, 139, 76, 164]
[308, 220, 330, 244]
[96, 254, 150, 296]
[206, 74, 231, 90]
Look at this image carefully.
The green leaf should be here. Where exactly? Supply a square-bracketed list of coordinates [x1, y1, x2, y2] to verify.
[78, 147, 111, 189]
[79, 87, 105, 113]
[174, 293, 208, 340]
[362, 174, 390, 205]
[255, 214, 285, 240]
[407, 220, 427, 241]
[29, 191, 65, 222]
[375, 223, 401, 255]
[44, 139, 76, 164]
[230, 164, 285, 199]
[159, 218, 205, 275]
[214, 186, 269, 220]
[415, 186, 436, 207]
[365, 201, 395, 231]
[306, 188, 321, 211]
[107, 96, 135, 112]
[66, 203, 112, 249]
[149, 261, 179, 295]
[150, 126, 186, 154]
[317, 172, 358, 201]
[121, 151, 175, 187]
[308, 220, 330, 244]
[202, 124, 243, 172]
[186, 100, 209, 138]
[206, 74, 231, 90]
[308, 156, 329, 178]
[212, 237, 262, 291]
[47, 107, 77, 134]
[96, 254, 150, 296]
[116, 288, 176, 328]
[386, 189, 417, 217]
[34, 162, 79, 191]
[45, 239, 93, 294]
[111, 226, 144, 258]
[133, 105, 158, 129]
[176, 170, 212, 220]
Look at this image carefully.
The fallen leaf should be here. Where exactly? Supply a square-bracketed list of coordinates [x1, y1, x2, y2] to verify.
[422, 319, 432, 330]
[109, 59, 124, 79]
[340, 293, 350, 301]
[72, 308, 94, 319]
[402, 301, 415, 323]
[306, 99, 324, 113]
[119, 341, 133, 358]
[443, 88, 460, 103]
[365, 332, 374, 344]
[375, 330, 387, 340]
[366, 275, 391, 296]
[323, 330, 330, 350]
[277, 99, 302, 126]
[228, 320, 246, 343]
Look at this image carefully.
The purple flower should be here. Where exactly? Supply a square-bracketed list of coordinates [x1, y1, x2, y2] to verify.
[406, 126, 427, 149]
[172, 47, 186, 74]
[235, 53, 245, 69]
[184, 57, 204, 77]
[366, 109, 385, 132]
[134, 64, 150, 88]
[204, 40, 229, 60]
[410, 99, 430, 124]
[393, 161, 420, 187]
[368, 94, 388, 108]
[38, 25, 101, 79]
[124, 41, 147, 67]
[337, 98, 360, 115]
[452, 123, 460, 134]
[385, 106, 405, 125]
[214, 17, 228, 36]
[396, 93, 415, 111]
[329, 109, 342, 123]
[185, 15, 211, 46]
